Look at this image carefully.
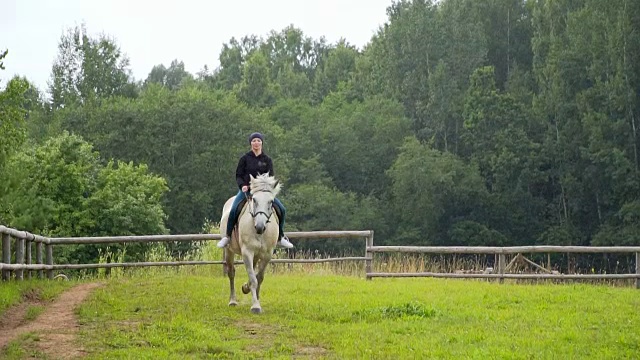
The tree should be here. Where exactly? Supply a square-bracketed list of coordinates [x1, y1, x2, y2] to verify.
[0, 132, 168, 263]
[63, 82, 280, 235]
[462, 66, 536, 192]
[0, 49, 7, 71]
[207, 27, 329, 98]
[363, 0, 440, 120]
[357, 0, 487, 139]
[211, 36, 261, 90]
[531, 0, 640, 243]
[462, 66, 545, 244]
[387, 137, 488, 245]
[87, 159, 168, 237]
[235, 51, 277, 108]
[315, 92, 412, 196]
[592, 201, 640, 246]
[262, 25, 328, 81]
[312, 41, 358, 102]
[49, 24, 136, 109]
[473, 0, 535, 88]
[282, 183, 385, 253]
[0, 77, 28, 169]
[417, 60, 460, 153]
[275, 63, 312, 100]
[144, 59, 194, 90]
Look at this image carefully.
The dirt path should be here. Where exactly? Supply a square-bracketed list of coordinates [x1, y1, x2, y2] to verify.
[0, 282, 103, 359]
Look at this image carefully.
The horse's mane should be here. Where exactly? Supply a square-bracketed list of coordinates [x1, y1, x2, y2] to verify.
[250, 173, 282, 195]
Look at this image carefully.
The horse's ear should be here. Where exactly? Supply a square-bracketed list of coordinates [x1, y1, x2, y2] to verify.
[273, 179, 282, 194]
[250, 174, 255, 182]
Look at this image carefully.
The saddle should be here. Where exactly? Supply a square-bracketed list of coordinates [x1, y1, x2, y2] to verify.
[232, 196, 282, 234]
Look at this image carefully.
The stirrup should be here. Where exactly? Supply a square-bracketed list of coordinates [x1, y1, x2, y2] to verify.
[217, 236, 230, 248]
[277, 235, 294, 249]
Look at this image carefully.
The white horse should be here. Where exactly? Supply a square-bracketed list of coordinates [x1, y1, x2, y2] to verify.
[219, 173, 282, 314]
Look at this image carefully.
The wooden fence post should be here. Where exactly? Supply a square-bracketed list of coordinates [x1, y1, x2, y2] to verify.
[547, 253, 551, 271]
[2, 233, 11, 281]
[46, 243, 53, 280]
[365, 231, 374, 280]
[498, 252, 506, 284]
[37, 242, 43, 279]
[26, 238, 32, 279]
[636, 252, 640, 289]
[16, 237, 25, 280]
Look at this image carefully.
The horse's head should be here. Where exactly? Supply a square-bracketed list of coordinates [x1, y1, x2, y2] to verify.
[248, 174, 282, 234]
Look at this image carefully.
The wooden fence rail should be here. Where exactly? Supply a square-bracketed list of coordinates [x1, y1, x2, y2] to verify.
[366, 245, 640, 288]
[2, 225, 639, 288]
[367, 245, 640, 254]
[0, 225, 373, 280]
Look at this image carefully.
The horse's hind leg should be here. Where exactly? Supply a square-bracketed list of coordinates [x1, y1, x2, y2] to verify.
[242, 252, 261, 314]
[224, 249, 238, 306]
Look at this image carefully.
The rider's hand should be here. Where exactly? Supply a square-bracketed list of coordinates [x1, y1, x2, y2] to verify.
[242, 185, 249, 192]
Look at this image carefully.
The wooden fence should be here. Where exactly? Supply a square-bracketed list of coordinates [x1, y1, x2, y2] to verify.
[1, 225, 639, 288]
[366, 245, 640, 288]
[0, 225, 373, 281]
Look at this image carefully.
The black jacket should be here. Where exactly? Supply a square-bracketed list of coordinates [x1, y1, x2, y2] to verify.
[235, 151, 274, 190]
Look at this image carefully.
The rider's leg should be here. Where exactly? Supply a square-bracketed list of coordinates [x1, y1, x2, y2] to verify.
[273, 197, 293, 248]
[217, 190, 245, 248]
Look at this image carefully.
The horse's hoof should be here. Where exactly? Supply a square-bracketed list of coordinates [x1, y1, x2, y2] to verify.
[242, 284, 250, 294]
[228, 301, 238, 307]
[251, 307, 262, 314]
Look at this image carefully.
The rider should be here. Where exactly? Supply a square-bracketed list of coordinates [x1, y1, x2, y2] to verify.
[217, 132, 294, 249]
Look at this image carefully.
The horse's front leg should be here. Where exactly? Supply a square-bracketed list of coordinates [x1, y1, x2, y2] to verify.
[242, 252, 261, 314]
[224, 249, 238, 307]
[255, 256, 272, 301]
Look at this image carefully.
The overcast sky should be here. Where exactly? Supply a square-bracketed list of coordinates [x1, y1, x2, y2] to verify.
[1, 0, 393, 93]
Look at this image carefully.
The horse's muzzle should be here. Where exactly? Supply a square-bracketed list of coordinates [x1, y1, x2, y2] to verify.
[255, 223, 265, 234]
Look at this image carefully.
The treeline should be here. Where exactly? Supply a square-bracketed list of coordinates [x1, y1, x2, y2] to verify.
[1, 0, 639, 262]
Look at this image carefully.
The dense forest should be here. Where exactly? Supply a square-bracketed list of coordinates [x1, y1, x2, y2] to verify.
[1, 0, 639, 263]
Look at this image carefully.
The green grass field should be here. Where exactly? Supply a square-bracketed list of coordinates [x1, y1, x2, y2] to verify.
[58, 271, 637, 359]
[0, 279, 72, 314]
[2, 241, 639, 359]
